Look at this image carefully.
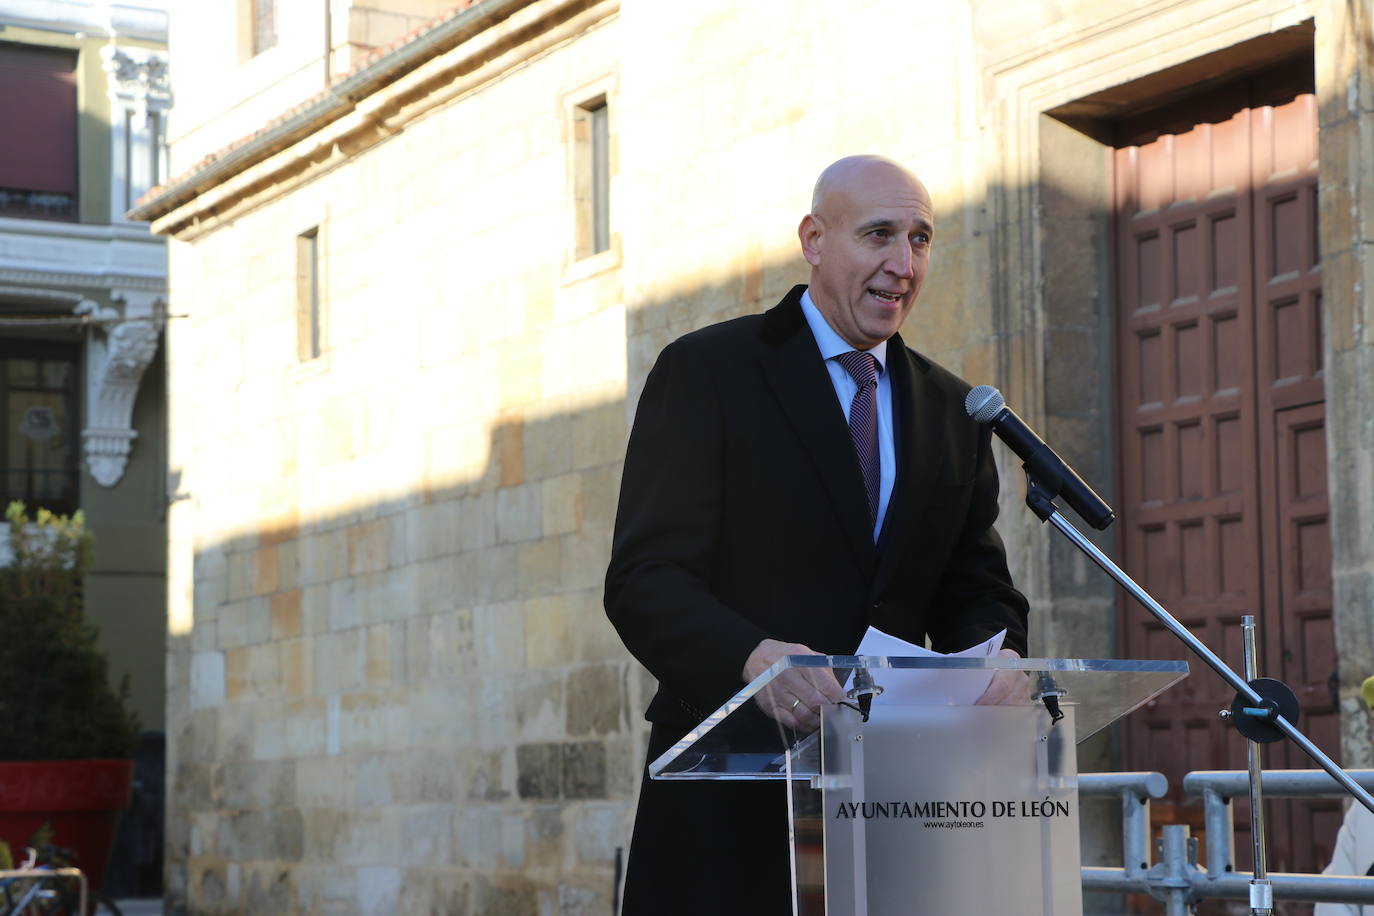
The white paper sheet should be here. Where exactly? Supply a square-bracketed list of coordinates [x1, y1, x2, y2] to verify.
[853, 627, 1007, 706]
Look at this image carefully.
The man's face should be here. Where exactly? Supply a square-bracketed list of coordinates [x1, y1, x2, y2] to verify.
[800, 163, 934, 350]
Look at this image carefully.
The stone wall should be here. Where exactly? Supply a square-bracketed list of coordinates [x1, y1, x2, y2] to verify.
[163, 13, 635, 912]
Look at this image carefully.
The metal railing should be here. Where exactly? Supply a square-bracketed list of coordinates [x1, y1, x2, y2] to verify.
[1081, 769, 1374, 914]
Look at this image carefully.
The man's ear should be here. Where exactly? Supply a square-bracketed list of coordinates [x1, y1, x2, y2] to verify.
[798, 214, 823, 267]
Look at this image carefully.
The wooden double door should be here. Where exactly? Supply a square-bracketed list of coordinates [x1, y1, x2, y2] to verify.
[1114, 62, 1340, 897]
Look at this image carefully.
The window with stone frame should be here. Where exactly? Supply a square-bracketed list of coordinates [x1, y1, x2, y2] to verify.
[572, 96, 611, 259]
[296, 227, 323, 361]
[0, 340, 80, 516]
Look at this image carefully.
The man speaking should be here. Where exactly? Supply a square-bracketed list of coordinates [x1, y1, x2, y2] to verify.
[604, 154, 1030, 914]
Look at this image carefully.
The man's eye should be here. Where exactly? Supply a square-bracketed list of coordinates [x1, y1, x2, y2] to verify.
[912, 233, 931, 246]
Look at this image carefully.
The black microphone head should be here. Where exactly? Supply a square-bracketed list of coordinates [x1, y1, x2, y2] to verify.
[965, 385, 1004, 424]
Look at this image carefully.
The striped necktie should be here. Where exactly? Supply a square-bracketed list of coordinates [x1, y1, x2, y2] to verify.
[835, 350, 880, 523]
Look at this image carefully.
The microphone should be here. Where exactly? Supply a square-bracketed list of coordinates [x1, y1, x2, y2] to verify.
[964, 385, 1115, 530]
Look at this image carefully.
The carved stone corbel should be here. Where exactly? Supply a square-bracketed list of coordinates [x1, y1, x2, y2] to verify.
[78, 297, 163, 487]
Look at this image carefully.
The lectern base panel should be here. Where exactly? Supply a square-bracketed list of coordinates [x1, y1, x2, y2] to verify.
[788, 705, 1082, 916]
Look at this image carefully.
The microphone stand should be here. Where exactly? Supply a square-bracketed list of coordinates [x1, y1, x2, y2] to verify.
[1021, 472, 1374, 914]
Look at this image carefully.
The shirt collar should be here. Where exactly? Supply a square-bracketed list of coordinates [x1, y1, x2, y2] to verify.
[799, 287, 888, 372]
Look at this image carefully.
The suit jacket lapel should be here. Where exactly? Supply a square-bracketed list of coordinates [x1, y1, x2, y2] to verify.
[871, 333, 944, 597]
[759, 288, 877, 577]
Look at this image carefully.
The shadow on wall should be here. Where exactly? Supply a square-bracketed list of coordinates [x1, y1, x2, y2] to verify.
[166, 391, 636, 912]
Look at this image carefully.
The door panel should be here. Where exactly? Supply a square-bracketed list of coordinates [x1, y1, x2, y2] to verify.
[1114, 68, 1331, 906]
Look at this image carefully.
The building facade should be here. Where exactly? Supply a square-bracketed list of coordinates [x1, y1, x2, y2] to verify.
[0, 1, 169, 734]
[134, 0, 1374, 912]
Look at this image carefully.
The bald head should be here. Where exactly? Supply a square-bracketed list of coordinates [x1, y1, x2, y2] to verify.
[798, 155, 935, 350]
[810, 155, 929, 217]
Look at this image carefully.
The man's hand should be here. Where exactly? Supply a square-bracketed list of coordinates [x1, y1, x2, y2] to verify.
[743, 638, 847, 730]
[975, 648, 1031, 705]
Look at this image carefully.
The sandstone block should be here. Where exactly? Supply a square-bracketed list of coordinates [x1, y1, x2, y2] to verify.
[513, 670, 565, 739]
[369, 567, 419, 625]
[516, 742, 562, 799]
[283, 698, 328, 757]
[225, 646, 250, 702]
[572, 401, 628, 470]
[571, 591, 629, 664]
[220, 759, 297, 810]
[314, 629, 365, 694]
[190, 650, 226, 710]
[459, 491, 498, 552]
[566, 664, 623, 736]
[455, 544, 517, 604]
[523, 596, 569, 669]
[495, 411, 525, 487]
[294, 757, 356, 807]
[572, 802, 627, 864]
[560, 532, 607, 592]
[366, 622, 396, 686]
[541, 472, 583, 537]
[189, 811, 218, 856]
[293, 864, 357, 910]
[518, 538, 565, 598]
[301, 583, 332, 635]
[270, 589, 303, 640]
[397, 806, 454, 867]
[523, 803, 565, 869]
[461, 747, 509, 803]
[475, 600, 524, 674]
[558, 884, 605, 916]
[472, 877, 540, 916]
[217, 701, 254, 762]
[190, 858, 229, 911]
[239, 864, 293, 916]
[243, 596, 273, 646]
[415, 556, 460, 616]
[454, 804, 503, 869]
[298, 528, 348, 586]
[339, 691, 409, 753]
[416, 498, 461, 560]
[224, 807, 303, 861]
[393, 749, 458, 804]
[577, 462, 620, 532]
[601, 732, 640, 798]
[227, 550, 254, 602]
[327, 577, 360, 632]
[497, 483, 541, 544]
[253, 545, 279, 596]
[562, 740, 607, 799]
[348, 517, 390, 575]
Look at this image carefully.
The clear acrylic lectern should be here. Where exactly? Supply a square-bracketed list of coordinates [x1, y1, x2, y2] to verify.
[651, 656, 1188, 916]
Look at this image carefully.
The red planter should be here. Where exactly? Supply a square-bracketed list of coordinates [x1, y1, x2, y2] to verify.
[0, 759, 134, 893]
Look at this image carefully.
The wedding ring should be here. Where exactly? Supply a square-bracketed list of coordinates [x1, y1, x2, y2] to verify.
[791, 698, 802, 711]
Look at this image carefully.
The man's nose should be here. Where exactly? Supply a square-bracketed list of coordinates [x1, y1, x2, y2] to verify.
[885, 244, 916, 279]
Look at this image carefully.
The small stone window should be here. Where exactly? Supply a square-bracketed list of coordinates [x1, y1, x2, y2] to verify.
[573, 97, 611, 259]
[296, 227, 322, 362]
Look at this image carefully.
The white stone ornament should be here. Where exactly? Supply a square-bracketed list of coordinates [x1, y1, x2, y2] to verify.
[78, 298, 163, 487]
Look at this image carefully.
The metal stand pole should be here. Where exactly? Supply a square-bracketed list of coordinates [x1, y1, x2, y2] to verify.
[1031, 497, 1374, 817]
[1241, 615, 1273, 916]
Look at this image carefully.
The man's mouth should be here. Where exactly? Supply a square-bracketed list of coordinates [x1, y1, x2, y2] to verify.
[869, 289, 902, 304]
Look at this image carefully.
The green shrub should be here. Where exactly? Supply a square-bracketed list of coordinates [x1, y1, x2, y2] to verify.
[0, 502, 139, 760]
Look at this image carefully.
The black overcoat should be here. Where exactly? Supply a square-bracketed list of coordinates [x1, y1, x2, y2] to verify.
[604, 284, 1029, 914]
